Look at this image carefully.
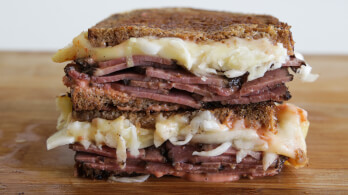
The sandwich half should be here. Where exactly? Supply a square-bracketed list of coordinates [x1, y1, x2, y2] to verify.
[47, 8, 318, 182]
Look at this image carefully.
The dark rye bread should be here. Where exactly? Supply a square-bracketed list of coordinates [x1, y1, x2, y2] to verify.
[88, 8, 294, 55]
[71, 85, 187, 112]
[72, 101, 277, 132]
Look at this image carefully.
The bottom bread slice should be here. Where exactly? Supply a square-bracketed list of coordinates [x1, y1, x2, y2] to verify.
[71, 143, 286, 182]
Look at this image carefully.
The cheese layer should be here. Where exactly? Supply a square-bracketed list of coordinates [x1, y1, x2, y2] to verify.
[47, 96, 309, 168]
[52, 32, 289, 81]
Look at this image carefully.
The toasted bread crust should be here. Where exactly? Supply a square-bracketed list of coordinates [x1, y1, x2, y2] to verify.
[71, 88, 276, 131]
[88, 8, 294, 55]
[70, 85, 188, 112]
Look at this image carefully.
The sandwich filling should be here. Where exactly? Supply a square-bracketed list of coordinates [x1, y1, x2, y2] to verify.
[73, 143, 287, 182]
[47, 95, 309, 170]
[53, 32, 317, 81]
[64, 62, 294, 111]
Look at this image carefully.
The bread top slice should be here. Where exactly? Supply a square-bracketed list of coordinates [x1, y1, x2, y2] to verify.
[88, 8, 294, 55]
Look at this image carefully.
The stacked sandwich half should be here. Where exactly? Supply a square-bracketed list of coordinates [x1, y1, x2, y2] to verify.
[47, 8, 318, 182]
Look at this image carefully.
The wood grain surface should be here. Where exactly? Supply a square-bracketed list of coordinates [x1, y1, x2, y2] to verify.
[0, 52, 347, 194]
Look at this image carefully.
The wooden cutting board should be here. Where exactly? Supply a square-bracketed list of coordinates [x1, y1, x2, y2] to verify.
[0, 52, 347, 194]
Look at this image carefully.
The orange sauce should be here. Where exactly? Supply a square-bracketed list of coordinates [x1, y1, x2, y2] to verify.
[77, 136, 84, 141]
[297, 108, 307, 123]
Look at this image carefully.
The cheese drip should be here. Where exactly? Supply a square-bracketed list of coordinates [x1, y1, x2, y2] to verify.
[47, 95, 154, 166]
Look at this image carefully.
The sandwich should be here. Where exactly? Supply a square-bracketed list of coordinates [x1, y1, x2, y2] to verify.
[47, 8, 318, 182]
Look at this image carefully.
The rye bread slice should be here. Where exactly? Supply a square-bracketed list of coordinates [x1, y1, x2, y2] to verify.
[72, 96, 277, 132]
[88, 8, 294, 55]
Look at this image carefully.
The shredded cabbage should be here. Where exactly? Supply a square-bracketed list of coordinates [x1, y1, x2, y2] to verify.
[192, 142, 232, 157]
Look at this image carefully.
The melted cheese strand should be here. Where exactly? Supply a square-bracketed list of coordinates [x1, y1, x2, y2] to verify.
[108, 174, 150, 183]
[263, 152, 278, 171]
[53, 32, 289, 81]
[169, 134, 193, 146]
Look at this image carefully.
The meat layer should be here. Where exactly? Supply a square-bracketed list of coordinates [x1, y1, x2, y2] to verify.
[64, 55, 299, 112]
[72, 143, 286, 182]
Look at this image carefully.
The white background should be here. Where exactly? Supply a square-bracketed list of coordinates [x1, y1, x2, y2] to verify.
[0, 0, 347, 54]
